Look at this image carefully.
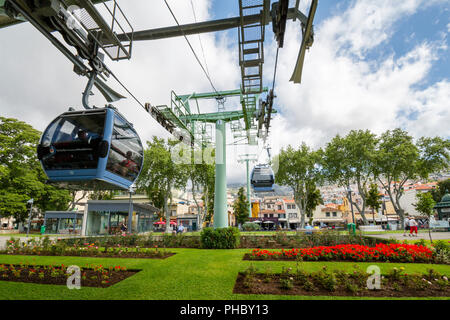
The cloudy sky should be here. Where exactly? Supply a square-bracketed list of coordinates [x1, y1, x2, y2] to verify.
[0, 0, 449, 184]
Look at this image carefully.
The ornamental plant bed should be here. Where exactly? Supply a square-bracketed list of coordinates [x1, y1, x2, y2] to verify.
[233, 265, 450, 297]
[0, 239, 175, 259]
[244, 244, 440, 264]
[2, 238, 175, 259]
[0, 263, 140, 288]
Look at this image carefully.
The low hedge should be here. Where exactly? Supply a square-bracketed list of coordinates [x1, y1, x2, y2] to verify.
[200, 227, 240, 249]
[54, 230, 391, 249]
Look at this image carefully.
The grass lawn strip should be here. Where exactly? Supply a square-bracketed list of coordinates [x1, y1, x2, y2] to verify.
[0, 249, 449, 300]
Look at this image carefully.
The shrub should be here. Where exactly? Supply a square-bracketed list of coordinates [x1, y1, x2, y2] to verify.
[200, 227, 240, 249]
[414, 239, 427, 247]
[242, 222, 260, 232]
[433, 240, 450, 254]
[434, 251, 450, 264]
[280, 277, 294, 290]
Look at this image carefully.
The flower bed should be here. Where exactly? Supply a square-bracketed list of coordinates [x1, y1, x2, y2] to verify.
[234, 265, 450, 297]
[0, 263, 140, 288]
[244, 244, 437, 263]
[1, 238, 175, 259]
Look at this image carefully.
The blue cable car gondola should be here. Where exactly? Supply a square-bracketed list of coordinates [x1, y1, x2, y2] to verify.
[250, 164, 275, 192]
[37, 106, 143, 190]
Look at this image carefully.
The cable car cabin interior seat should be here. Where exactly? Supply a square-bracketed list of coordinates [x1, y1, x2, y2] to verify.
[37, 107, 144, 190]
[251, 164, 275, 192]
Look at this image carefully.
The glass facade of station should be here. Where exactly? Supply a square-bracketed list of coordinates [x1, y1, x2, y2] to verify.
[43, 212, 84, 235]
[85, 201, 157, 236]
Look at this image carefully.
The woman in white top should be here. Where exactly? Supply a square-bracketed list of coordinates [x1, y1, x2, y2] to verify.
[409, 218, 418, 237]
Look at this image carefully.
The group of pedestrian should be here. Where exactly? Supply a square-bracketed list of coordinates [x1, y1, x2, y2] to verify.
[403, 216, 418, 237]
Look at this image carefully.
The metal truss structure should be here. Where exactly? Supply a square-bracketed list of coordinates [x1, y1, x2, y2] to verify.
[1, 0, 318, 229]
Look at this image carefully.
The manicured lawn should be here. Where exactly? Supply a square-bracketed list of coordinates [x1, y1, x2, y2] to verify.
[0, 248, 449, 300]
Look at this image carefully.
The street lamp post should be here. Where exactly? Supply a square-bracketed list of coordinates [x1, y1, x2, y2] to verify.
[26, 199, 34, 238]
[127, 184, 136, 235]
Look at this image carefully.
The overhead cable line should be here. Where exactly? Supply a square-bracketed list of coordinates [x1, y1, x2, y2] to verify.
[108, 68, 146, 110]
[272, 47, 280, 92]
[190, 0, 211, 80]
[163, 0, 221, 96]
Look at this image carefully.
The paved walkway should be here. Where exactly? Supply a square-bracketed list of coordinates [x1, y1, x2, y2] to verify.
[364, 231, 450, 241]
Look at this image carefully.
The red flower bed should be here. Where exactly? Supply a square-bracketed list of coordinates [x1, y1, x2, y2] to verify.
[248, 244, 434, 263]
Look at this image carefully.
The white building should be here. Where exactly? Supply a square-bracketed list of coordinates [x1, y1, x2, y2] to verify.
[399, 184, 436, 217]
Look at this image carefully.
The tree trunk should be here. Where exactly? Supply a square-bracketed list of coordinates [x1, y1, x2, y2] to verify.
[428, 218, 433, 243]
[356, 182, 369, 225]
[294, 197, 306, 229]
[192, 182, 200, 220]
[203, 186, 209, 228]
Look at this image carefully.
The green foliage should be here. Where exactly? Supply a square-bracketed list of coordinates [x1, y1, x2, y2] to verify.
[136, 137, 189, 231]
[312, 266, 338, 291]
[276, 143, 322, 227]
[189, 150, 215, 225]
[414, 192, 436, 217]
[280, 277, 294, 290]
[0, 117, 71, 221]
[365, 183, 381, 212]
[323, 130, 378, 225]
[200, 227, 240, 249]
[431, 178, 450, 203]
[416, 136, 450, 179]
[233, 187, 249, 225]
[241, 222, 260, 231]
[305, 184, 323, 218]
[433, 240, 450, 254]
[89, 190, 118, 201]
[414, 239, 427, 247]
[374, 129, 449, 226]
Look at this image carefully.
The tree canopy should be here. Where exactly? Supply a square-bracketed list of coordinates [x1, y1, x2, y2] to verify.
[431, 178, 450, 203]
[275, 143, 322, 228]
[136, 136, 189, 232]
[374, 128, 449, 227]
[323, 130, 378, 225]
[233, 187, 249, 226]
[0, 117, 71, 222]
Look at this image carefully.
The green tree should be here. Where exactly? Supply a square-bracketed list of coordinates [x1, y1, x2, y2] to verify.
[136, 137, 189, 233]
[431, 178, 450, 203]
[189, 149, 215, 228]
[0, 117, 71, 222]
[305, 183, 323, 224]
[413, 192, 436, 243]
[374, 129, 449, 229]
[233, 187, 249, 226]
[323, 130, 378, 225]
[88, 190, 117, 201]
[275, 143, 322, 228]
[365, 183, 381, 225]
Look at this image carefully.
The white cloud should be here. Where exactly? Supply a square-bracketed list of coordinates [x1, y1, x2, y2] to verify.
[267, 0, 450, 159]
[0, 0, 448, 185]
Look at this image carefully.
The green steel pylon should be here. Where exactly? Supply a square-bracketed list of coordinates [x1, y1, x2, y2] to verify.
[149, 88, 275, 229]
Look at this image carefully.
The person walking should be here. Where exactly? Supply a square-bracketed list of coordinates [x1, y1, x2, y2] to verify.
[403, 217, 410, 236]
[409, 218, 418, 237]
[120, 221, 128, 236]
